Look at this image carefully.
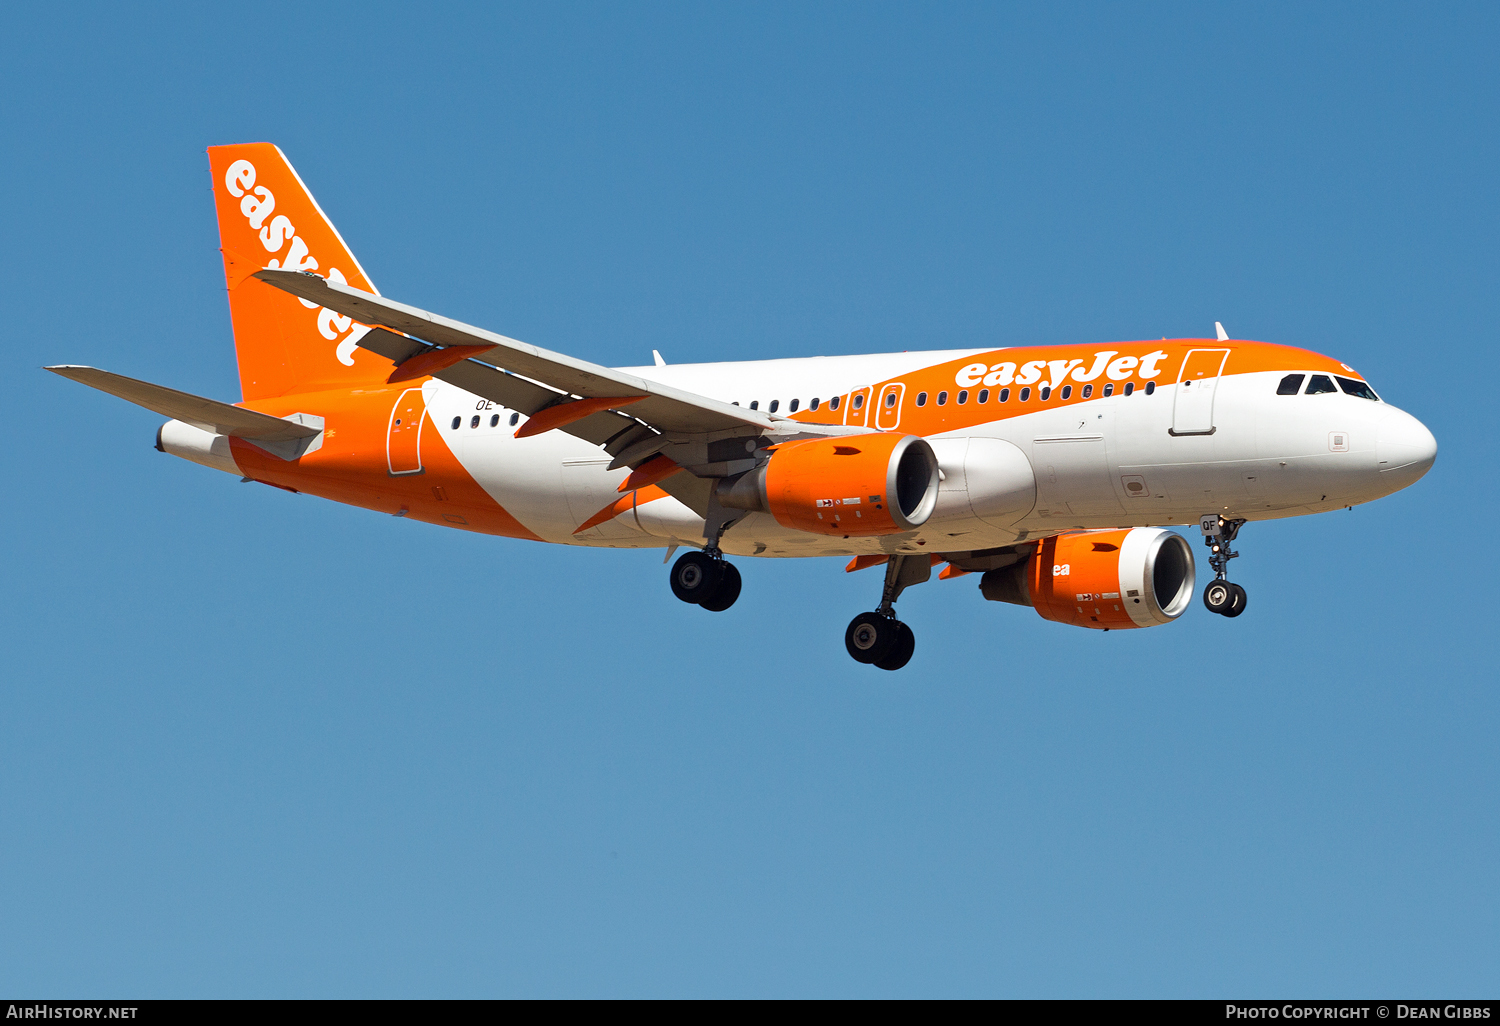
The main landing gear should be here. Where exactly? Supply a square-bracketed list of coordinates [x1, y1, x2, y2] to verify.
[1200, 515, 1248, 618]
[669, 492, 744, 612]
[845, 554, 929, 671]
[669, 549, 742, 612]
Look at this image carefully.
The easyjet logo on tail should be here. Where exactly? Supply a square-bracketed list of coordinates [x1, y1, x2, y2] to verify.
[223, 158, 367, 365]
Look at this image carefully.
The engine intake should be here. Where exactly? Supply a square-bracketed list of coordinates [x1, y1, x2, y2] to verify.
[980, 527, 1195, 629]
[717, 433, 940, 536]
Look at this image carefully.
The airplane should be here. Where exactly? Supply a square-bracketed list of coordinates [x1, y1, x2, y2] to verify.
[47, 143, 1438, 671]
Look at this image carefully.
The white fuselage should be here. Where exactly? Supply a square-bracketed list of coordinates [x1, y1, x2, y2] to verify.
[403, 348, 1434, 558]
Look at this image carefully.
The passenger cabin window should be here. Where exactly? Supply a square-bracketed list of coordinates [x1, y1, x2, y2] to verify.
[999, 387, 1010, 402]
[1019, 387, 1031, 401]
[1123, 382, 1134, 396]
[978, 388, 989, 403]
[1306, 374, 1337, 395]
[490, 414, 500, 427]
[853, 394, 864, 410]
[958, 389, 969, 404]
[916, 392, 928, 407]
[1145, 381, 1156, 395]
[1103, 383, 1114, 397]
[470, 415, 481, 428]
[451, 416, 461, 430]
[510, 412, 520, 426]
[1060, 385, 1072, 400]
[1277, 373, 1305, 395]
[1040, 386, 1052, 401]
[830, 396, 841, 411]
[749, 400, 759, 410]
[885, 392, 897, 408]
[789, 398, 799, 412]
[810, 398, 820, 411]
[1082, 384, 1092, 398]
[1337, 376, 1380, 401]
[769, 400, 779, 413]
[937, 391, 948, 406]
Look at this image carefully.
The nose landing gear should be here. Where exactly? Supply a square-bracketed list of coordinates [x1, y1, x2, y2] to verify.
[844, 553, 929, 671]
[1199, 515, 1248, 617]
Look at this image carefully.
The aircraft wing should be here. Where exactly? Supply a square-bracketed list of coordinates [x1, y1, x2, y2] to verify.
[43, 365, 321, 441]
[255, 269, 818, 444]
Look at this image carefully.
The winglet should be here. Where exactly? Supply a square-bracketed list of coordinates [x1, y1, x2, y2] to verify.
[1215, 321, 1229, 342]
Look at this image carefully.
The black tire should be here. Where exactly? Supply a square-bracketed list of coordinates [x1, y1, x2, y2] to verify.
[1203, 579, 1235, 615]
[699, 562, 742, 612]
[670, 551, 724, 604]
[874, 621, 915, 671]
[845, 611, 896, 665]
[1223, 582, 1247, 618]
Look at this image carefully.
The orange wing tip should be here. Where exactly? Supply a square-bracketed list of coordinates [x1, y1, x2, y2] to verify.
[517, 395, 647, 439]
[388, 344, 497, 383]
[617, 453, 679, 493]
[938, 563, 970, 580]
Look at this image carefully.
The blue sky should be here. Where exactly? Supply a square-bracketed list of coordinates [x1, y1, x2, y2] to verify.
[1, 2, 1494, 997]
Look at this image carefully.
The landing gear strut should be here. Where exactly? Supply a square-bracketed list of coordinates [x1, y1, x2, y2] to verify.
[669, 493, 743, 612]
[845, 554, 927, 670]
[1199, 515, 1248, 618]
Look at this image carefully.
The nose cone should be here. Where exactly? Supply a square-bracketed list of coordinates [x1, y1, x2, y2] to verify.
[1376, 405, 1437, 492]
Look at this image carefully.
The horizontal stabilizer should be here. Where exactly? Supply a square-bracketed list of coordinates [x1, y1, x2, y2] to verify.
[44, 366, 321, 441]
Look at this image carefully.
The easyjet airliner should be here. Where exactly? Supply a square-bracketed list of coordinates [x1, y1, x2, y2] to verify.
[50, 144, 1437, 670]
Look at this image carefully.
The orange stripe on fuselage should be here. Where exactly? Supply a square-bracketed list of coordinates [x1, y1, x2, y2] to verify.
[228, 385, 544, 541]
[788, 338, 1359, 435]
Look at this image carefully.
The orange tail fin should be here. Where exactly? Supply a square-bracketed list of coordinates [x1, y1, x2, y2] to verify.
[208, 143, 391, 401]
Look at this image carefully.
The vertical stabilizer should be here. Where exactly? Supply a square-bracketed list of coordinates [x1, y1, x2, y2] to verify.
[208, 143, 390, 400]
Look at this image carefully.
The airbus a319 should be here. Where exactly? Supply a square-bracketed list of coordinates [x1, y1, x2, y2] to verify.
[50, 144, 1437, 670]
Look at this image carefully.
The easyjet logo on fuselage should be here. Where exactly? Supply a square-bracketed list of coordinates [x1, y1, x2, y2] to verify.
[953, 350, 1170, 390]
[223, 159, 366, 365]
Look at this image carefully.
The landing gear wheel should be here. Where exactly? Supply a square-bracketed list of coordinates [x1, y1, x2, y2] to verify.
[874, 620, 915, 671]
[670, 551, 725, 605]
[1203, 579, 1235, 615]
[1223, 582, 1247, 618]
[699, 562, 742, 612]
[845, 611, 899, 665]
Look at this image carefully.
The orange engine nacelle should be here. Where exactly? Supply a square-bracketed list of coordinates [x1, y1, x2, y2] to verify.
[716, 433, 940, 537]
[979, 528, 1196, 629]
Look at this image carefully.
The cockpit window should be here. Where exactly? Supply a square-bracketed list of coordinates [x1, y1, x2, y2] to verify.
[1306, 374, 1337, 394]
[1276, 374, 1305, 395]
[1337, 376, 1380, 401]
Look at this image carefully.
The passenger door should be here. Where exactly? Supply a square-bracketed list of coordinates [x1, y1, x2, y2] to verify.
[1170, 349, 1229, 436]
[387, 388, 426, 475]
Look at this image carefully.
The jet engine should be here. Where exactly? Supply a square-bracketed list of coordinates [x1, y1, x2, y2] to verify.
[717, 433, 940, 537]
[980, 528, 1195, 629]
